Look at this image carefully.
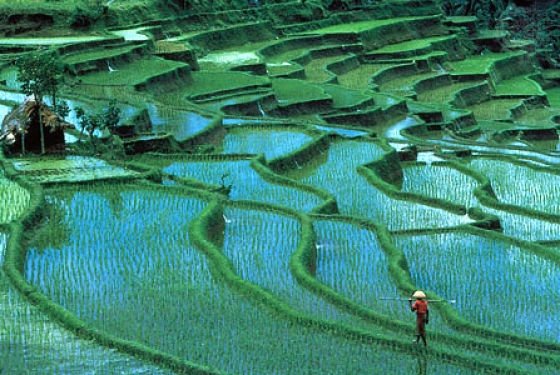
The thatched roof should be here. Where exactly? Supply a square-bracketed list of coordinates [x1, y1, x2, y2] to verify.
[1, 99, 71, 144]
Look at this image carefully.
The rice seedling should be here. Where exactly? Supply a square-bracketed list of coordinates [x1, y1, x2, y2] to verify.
[401, 163, 479, 208]
[313, 218, 452, 331]
[304, 55, 350, 83]
[0, 171, 30, 224]
[393, 231, 560, 342]
[304, 16, 436, 34]
[23, 185, 472, 374]
[11, 156, 138, 184]
[378, 71, 440, 93]
[291, 140, 471, 230]
[465, 99, 521, 121]
[222, 206, 377, 329]
[62, 45, 142, 65]
[222, 127, 314, 160]
[447, 51, 523, 75]
[79, 57, 188, 86]
[416, 81, 482, 103]
[163, 159, 323, 211]
[469, 158, 560, 215]
[494, 76, 544, 97]
[515, 106, 560, 127]
[369, 35, 456, 54]
[0, 231, 172, 374]
[271, 78, 331, 106]
[482, 206, 560, 241]
[546, 87, 560, 107]
[337, 63, 395, 90]
[184, 71, 270, 100]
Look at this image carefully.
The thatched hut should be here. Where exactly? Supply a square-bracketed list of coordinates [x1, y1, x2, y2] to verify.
[1, 99, 70, 154]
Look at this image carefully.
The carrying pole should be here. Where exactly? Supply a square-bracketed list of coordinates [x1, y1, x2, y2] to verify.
[379, 297, 456, 304]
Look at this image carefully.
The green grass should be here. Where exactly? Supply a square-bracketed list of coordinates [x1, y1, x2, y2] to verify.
[515, 107, 560, 127]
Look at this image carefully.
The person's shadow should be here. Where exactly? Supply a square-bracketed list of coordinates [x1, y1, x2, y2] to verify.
[416, 354, 428, 375]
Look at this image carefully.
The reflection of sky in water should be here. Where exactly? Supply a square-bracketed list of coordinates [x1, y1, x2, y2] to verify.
[0, 103, 12, 124]
[164, 159, 321, 211]
[223, 128, 312, 160]
[146, 104, 212, 141]
[0, 67, 21, 90]
[395, 232, 560, 342]
[0, 90, 25, 103]
[384, 116, 418, 140]
[313, 125, 368, 138]
[111, 27, 150, 41]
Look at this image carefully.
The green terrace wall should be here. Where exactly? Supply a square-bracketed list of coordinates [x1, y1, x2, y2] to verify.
[359, 157, 466, 215]
[251, 156, 338, 215]
[221, 94, 277, 116]
[64, 44, 148, 76]
[189, 199, 529, 374]
[450, 81, 493, 107]
[186, 22, 277, 51]
[413, 74, 453, 95]
[1, 179, 222, 374]
[353, 16, 446, 50]
[371, 62, 424, 86]
[490, 52, 535, 83]
[267, 132, 331, 173]
[448, 156, 560, 224]
[123, 114, 224, 154]
[326, 54, 360, 75]
[301, 214, 560, 368]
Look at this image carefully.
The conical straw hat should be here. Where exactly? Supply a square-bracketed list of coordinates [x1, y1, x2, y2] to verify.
[412, 290, 426, 299]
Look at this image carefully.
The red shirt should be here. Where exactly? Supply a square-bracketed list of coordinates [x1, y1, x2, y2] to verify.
[412, 299, 428, 314]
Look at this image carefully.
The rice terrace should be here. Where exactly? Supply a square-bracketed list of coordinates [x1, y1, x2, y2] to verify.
[1, 0, 560, 373]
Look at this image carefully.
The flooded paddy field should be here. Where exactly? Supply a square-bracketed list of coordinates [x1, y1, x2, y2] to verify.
[2, 1, 560, 373]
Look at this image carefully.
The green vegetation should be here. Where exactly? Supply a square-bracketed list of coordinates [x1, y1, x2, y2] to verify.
[1, 1, 560, 373]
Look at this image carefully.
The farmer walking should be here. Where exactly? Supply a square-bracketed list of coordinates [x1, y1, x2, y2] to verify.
[409, 290, 429, 346]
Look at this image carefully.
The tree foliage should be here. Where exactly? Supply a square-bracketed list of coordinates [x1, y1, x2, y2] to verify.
[75, 100, 121, 152]
[15, 49, 64, 154]
[439, 0, 560, 67]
